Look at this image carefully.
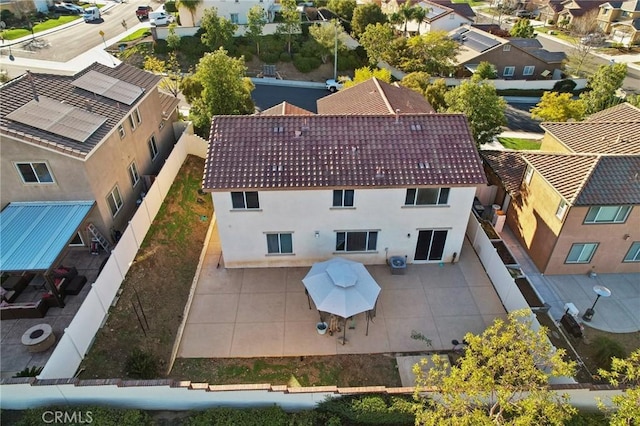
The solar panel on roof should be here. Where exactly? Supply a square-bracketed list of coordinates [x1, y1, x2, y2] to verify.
[464, 32, 500, 52]
[72, 70, 144, 105]
[6, 96, 107, 143]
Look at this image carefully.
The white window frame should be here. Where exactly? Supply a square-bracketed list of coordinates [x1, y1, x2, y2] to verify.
[128, 114, 137, 131]
[118, 124, 126, 139]
[335, 230, 378, 252]
[565, 243, 598, 264]
[148, 135, 159, 160]
[133, 107, 141, 125]
[503, 66, 515, 77]
[523, 65, 535, 76]
[332, 189, 355, 207]
[15, 161, 55, 184]
[503, 44, 511, 52]
[405, 188, 450, 206]
[231, 191, 260, 209]
[128, 161, 140, 187]
[584, 205, 631, 224]
[230, 13, 239, 23]
[623, 242, 640, 262]
[524, 165, 534, 185]
[107, 185, 124, 217]
[69, 231, 85, 247]
[266, 233, 293, 254]
[555, 199, 568, 220]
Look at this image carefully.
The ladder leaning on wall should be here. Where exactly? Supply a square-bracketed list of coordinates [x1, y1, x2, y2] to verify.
[87, 223, 112, 254]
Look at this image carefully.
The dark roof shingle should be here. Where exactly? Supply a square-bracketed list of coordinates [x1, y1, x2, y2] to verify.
[480, 150, 526, 195]
[203, 114, 486, 191]
[575, 155, 640, 205]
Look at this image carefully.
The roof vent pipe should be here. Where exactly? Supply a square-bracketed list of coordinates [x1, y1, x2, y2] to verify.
[395, 109, 400, 124]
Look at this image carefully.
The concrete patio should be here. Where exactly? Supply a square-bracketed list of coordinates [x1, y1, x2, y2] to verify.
[500, 226, 640, 333]
[0, 249, 108, 379]
[177, 227, 508, 358]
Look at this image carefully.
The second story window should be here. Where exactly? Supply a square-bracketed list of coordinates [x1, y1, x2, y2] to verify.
[118, 124, 125, 139]
[523, 65, 535, 76]
[16, 162, 54, 184]
[405, 188, 449, 206]
[107, 185, 123, 217]
[584, 205, 631, 224]
[503, 66, 515, 77]
[129, 161, 140, 187]
[148, 135, 158, 160]
[524, 165, 534, 185]
[555, 199, 567, 220]
[231, 191, 259, 209]
[230, 13, 239, 23]
[624, 242, 640, 262]
[333, 190, 354, 207]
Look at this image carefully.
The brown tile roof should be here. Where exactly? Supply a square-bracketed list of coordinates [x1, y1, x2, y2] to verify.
[203, 114, 486, 191]
[430, 0, 476, 18]
[0, 63, 161, 159]
[159, 93, 181, 119]
[575, 155, 640, 205]
[522, 153, 599, 204]
[259, 102, 314, 116]
[586, 102, 640, 122]
[480, 150, 526, 195]
[317, 78, 435, 115]
[540, 121, 640, 154]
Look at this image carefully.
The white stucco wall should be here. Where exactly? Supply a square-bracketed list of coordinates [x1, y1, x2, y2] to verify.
[178, 0, 276, 27]
[213, 186, 477, 268]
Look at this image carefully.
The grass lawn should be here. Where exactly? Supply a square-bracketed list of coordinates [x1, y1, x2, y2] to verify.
[451, 0, 486, 6]
[498, 137, 541, 150]
[535, 27, 577, 44]
[119, 29, 152, 43]
[0, 15, 80, 40]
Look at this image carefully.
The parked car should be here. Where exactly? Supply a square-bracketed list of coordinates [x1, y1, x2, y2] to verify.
[136, 5, 153, 21]
[49, 3, 79, 15]
[581, 33, 605, 46]
[515, 9, 532, 18]
[149, 10, 174, 26]
[325, 78, 351, 92]
[82, 6, 101, 22]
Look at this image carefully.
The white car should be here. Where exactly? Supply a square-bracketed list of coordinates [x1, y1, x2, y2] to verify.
[149, 11, 175, 26]
[325, 78, 349, 92]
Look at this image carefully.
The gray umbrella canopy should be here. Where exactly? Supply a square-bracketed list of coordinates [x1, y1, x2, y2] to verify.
[302, 258, 381, 319]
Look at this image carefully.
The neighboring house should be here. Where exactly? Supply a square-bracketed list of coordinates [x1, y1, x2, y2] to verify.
[598, 0, 640, 45]
[259, 102, 314, 116]
[382, 0, 475, 35]
[533, 0, 565, 24]
[202, 114, 486, 268]
[0, 0, 46, 17]
[0, 63, 180, 245]
[480, 103, 640, 275]
[317, 77, 435, 115]
[450, 25, 566, 80]
[556, 0, 605, 26]
[178, 0, 276, 27]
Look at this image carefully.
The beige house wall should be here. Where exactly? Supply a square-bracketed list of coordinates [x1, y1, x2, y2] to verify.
[545, 206, 640, 275]
[539, 133, 571, 152]
[464, 47, 560, 80]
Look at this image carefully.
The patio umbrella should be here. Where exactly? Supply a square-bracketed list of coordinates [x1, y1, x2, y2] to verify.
[302, 257, 381, 344]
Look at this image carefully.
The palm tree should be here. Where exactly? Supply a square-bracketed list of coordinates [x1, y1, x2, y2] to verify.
[398, 2, 416, 37]
[412, 6, 427, 34]
[179, 0, 203, 26]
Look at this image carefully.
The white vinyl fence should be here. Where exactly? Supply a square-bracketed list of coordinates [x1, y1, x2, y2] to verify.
[38, 129, 208, 380]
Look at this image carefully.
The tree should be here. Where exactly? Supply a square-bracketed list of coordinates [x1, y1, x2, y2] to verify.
[246, 5, 267, 56]
[531, 92, 585, 122]
[414, 310, 577, 425]
[475, 61, 497, 79]
[445, 79, 507, 146]
[412, 6, 427, 34]
[200, 8, 237, 51]
[580, 62, 627, 115]
[597, 349, 640, 426]
[352, 3, 387, 38]
[143, 54, 183, 98]
[564, 42, 597, 78]
[178, 0, 203, 26]
[186, 48, 255, 136]
[401, 71, 432, 96]
[359, 23, 396, 65]
[166, 23, 181, 52]
[309, 20, 347, 64]
[327, 0, 357, 22]
[277, 0, 301, 55]
[343, 67, 391, 87]
[398, 2, 417, 37]
[626, 94, 640, 108]
[425, 78, 449, 112]
[568, 8, 600, 37]
[510, 18, 535, 38]
[401, 31, 459, 76]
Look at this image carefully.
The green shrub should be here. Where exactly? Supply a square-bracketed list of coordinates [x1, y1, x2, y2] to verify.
[13, 366, 42, 378]
[125, 348, 159, 379]
[316, 394, 415, 425]
[153, 39, 169, 55]
[186, 406, 289, 426]
[293, 55, 321, 73]
[547, 19, 555, 25]
[279, 52, 292, 62]
[593, 336, 626, 371]
[337, 50, 365, 72]
[259, 51, 281, 63]
[165, 0, 177, 13]
[565, 411, 608, 425]
[552, 79, 577, 93]
[179, 36, 208, 62]
[15, 406, 151, 426]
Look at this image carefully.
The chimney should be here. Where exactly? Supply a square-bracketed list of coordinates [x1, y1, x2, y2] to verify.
[395, 109, 400, 124]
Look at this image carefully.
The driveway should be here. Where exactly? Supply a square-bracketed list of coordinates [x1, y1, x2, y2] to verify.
[177, 223, 507, 358]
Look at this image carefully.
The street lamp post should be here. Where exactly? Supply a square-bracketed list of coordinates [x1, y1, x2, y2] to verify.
[333, 20, 338, 81]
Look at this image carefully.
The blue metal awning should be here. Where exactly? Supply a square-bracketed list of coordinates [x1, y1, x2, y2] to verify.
[0, 201, 94, 272]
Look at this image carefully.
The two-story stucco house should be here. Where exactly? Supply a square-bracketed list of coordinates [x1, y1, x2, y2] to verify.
[0, 63, 180, 245]
[597, 0, 640, 45]
[178, 0, 277, 27]
[450, 25, 566, 80]
[382, 0, 475, 35]
[202, 114, 486, 268]
[480, 103, 640, 275]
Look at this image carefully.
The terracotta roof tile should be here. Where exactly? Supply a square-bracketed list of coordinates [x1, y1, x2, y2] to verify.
[317, 78, 435, 115]
[586, 102, 640, 122]
[480, 150, 526, 195]
[259, 102, 314, 116]
[0, 63, 161, 159]
[203, 114, 485, 191]
[576, 155, 640, 205]
[540, 121, 640, 154]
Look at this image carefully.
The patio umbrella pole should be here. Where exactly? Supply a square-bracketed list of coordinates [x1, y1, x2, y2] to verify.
[366, 312, 370, 336]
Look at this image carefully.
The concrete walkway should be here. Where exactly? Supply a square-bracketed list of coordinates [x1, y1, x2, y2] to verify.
[499, 225, 640, 333]
[177, 223, 507, 358]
